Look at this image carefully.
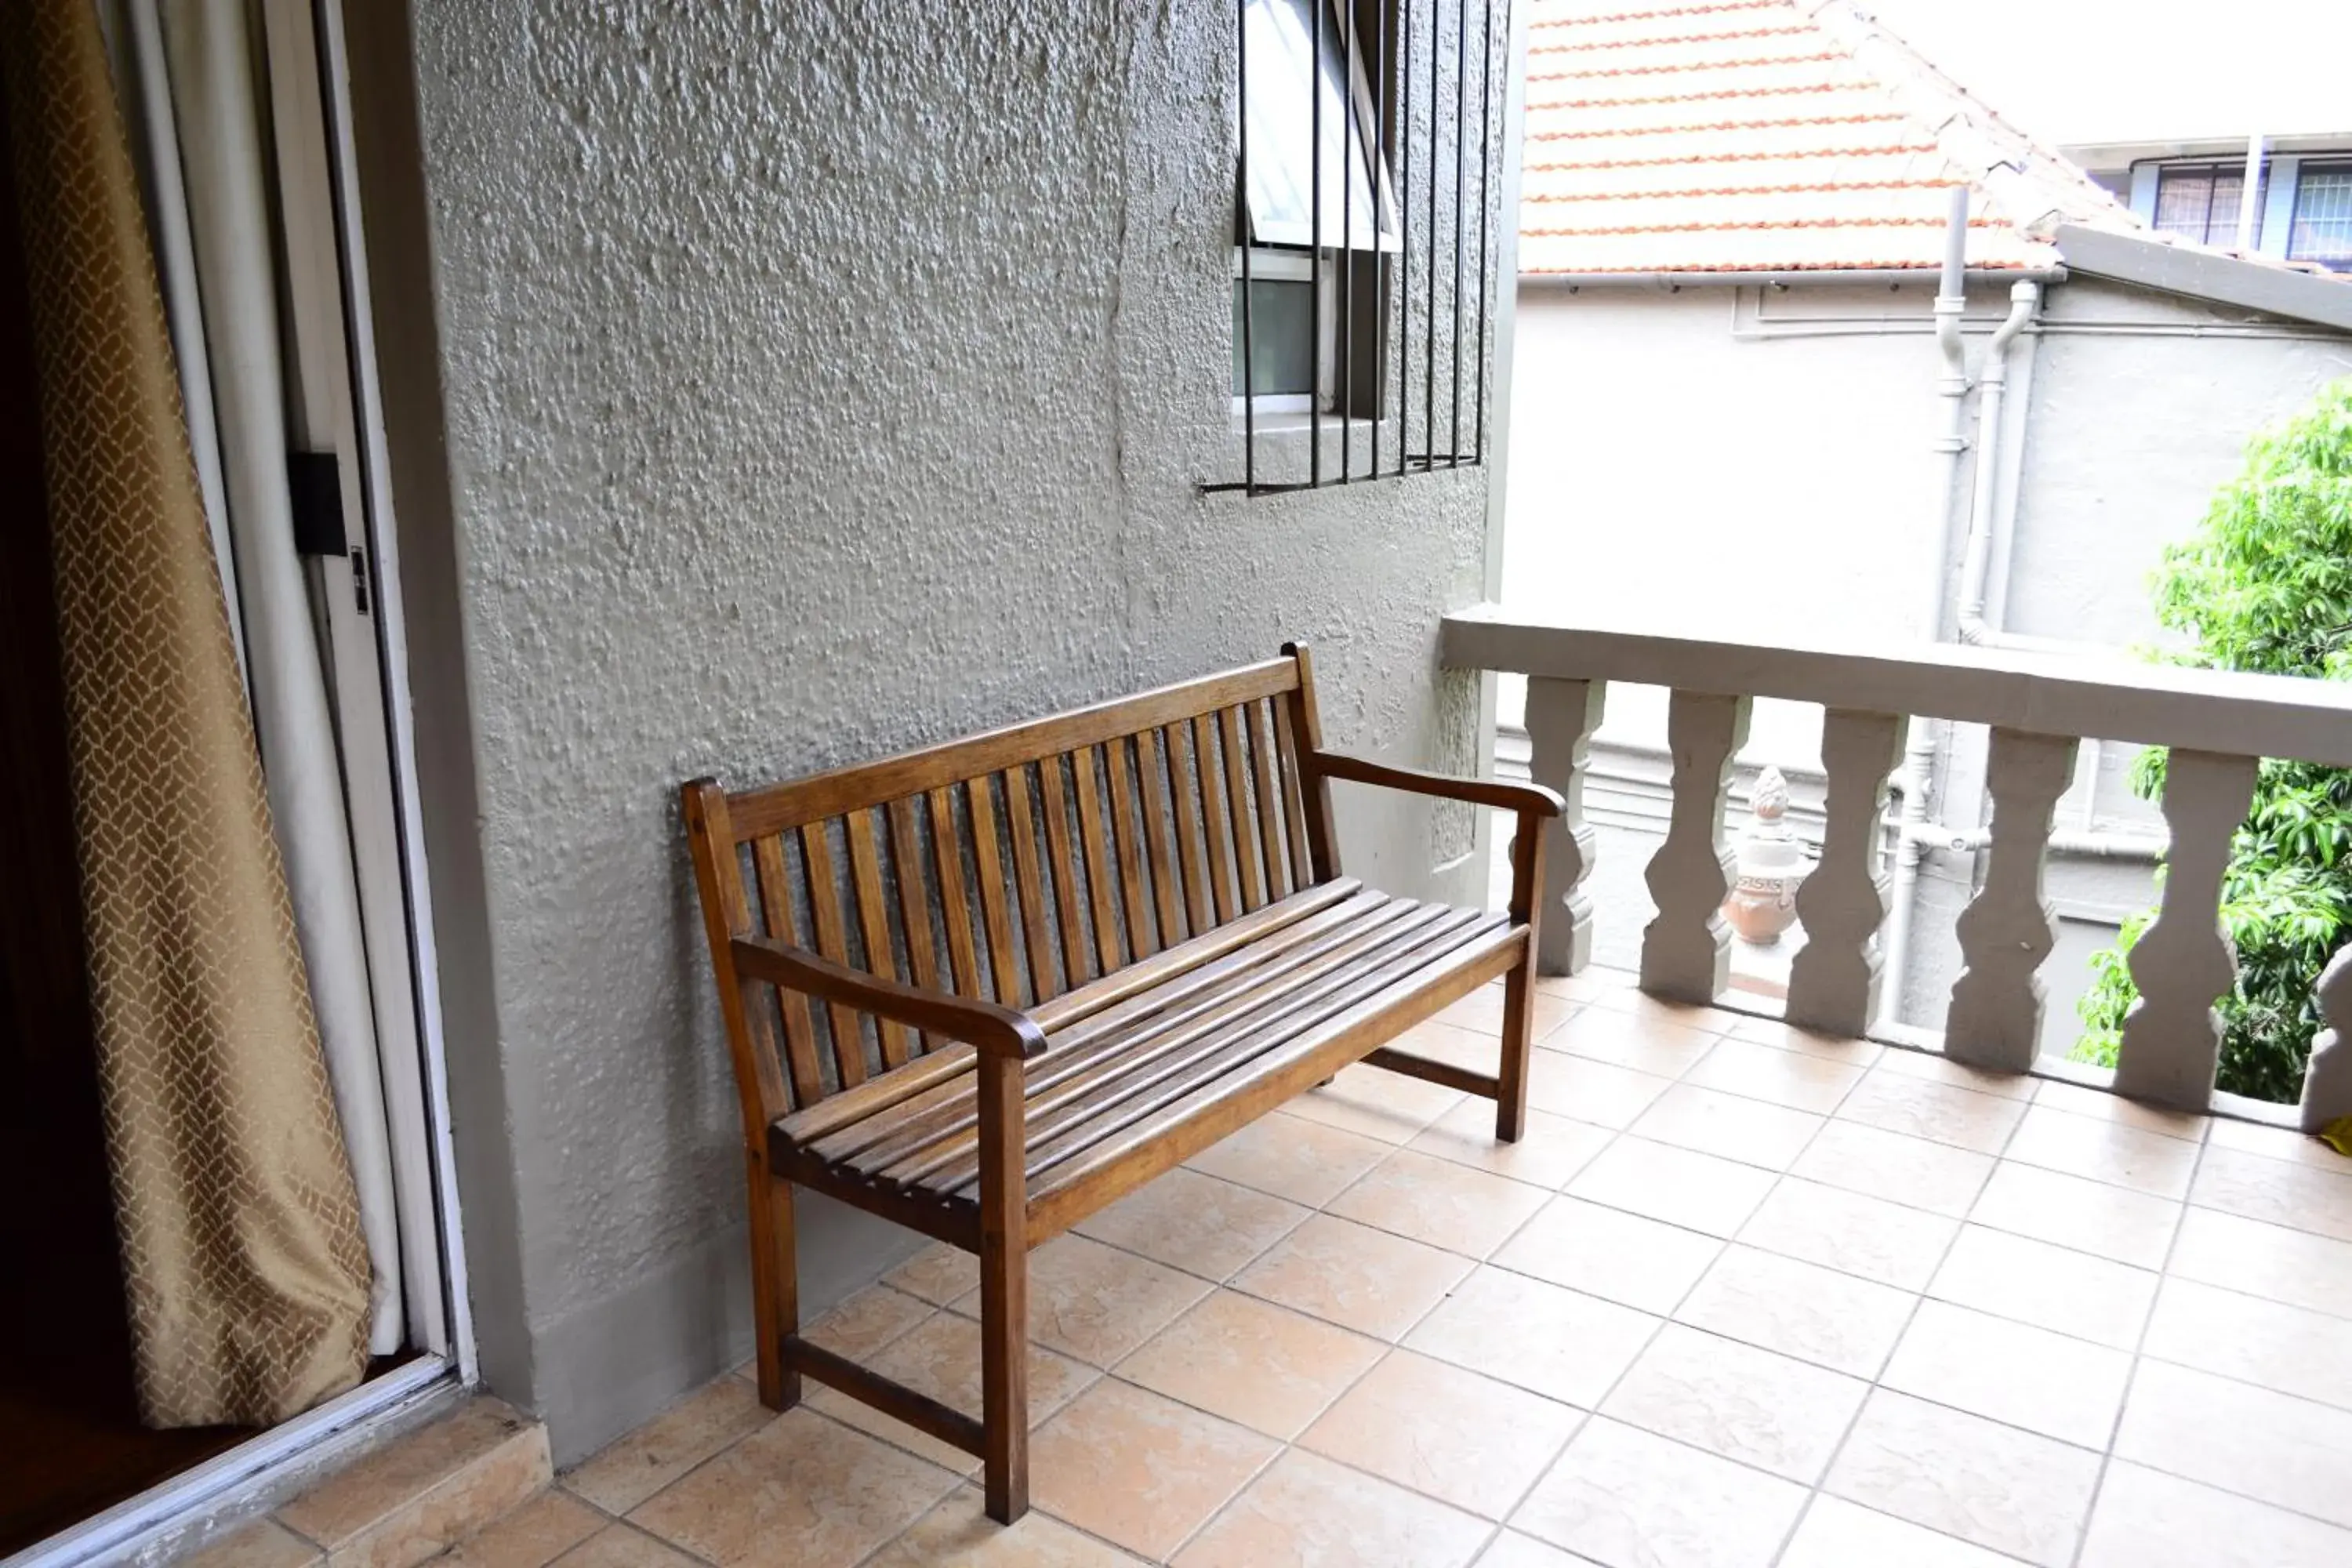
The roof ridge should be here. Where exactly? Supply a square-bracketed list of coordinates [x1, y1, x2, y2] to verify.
[1525, 142, 1939, 171]
[1530, 0, 1788, 31]
[1523, 177, 1960, 202]
[1526, 111, 1907, 142]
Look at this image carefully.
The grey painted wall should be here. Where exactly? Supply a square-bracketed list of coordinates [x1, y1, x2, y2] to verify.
[1502, 270, 2352, 1064]
[366, 1, 1503, 1462]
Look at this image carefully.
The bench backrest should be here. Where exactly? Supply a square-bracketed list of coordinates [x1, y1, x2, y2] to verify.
[684, 647, 1338, 1123]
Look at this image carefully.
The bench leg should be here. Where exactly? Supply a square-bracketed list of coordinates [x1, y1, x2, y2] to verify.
[978, 1056, 1030, 1524]
[748, 1163, 801, 1411]
[1496, 960, 1534, 1144]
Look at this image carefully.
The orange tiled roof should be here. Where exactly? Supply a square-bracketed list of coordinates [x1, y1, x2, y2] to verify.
[1519, 0, 2136, 276]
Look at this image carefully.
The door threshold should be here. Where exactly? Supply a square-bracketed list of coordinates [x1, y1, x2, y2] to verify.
[2, 1356, 463, 1568]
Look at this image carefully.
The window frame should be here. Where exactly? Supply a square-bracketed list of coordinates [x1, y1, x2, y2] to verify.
[2150, 161, 2267, 248]
[2286, 161, 2352, 270]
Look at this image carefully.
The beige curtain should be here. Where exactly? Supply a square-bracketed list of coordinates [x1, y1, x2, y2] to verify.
[1, 0, 368, 1426]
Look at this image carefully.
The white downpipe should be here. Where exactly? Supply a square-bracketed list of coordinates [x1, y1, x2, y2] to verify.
[1955, 279, 2042, 646]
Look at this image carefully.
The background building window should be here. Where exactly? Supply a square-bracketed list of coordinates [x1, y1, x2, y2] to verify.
[2288, 163, 2352, 270]
[2151, 163, 2264, 247]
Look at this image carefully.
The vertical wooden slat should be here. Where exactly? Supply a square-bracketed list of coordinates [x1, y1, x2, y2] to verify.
[1280, 642, 1341, 880]
[750, 836, 824, 1105]
[1246, 700, 1287, 900]
[927, 786, 983, 999]
[799, 821, 868, 1090]
[1071, 746, 1127, 973]
[887, 797, 943, 1054]
[966, 775, 1024, 1006]
[1105, 736, 1159, 960]
[1135, 729, 1187, 949]
[1219, 706, 1264, 912]
[844, 808, 913, 1069]
[1272, 699, 1314, 892]
[1192, 712, 1239, 924]
[1164, 723, 1212, 937]
[1037, 753, 1094, 985]
[1002, 766, 1060, 1003]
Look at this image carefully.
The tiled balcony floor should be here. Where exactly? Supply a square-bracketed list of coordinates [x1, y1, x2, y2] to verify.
[527, 968, 2352, 1568]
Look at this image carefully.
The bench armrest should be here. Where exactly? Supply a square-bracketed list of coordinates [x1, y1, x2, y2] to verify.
[1309, 750, 1564, 818]
[731, 935, 1050, 1060]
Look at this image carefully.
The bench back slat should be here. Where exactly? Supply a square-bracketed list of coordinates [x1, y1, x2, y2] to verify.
[687, 652, 1335, 1120]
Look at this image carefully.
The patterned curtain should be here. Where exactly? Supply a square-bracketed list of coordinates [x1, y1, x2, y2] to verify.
[0, 0, 368, 1425]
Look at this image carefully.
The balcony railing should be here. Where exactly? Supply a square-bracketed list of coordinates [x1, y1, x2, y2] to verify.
[1442, 604, 2352, 1132]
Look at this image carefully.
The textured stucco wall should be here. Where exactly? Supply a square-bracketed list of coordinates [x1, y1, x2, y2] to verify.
[392, 1, 1500, 1460]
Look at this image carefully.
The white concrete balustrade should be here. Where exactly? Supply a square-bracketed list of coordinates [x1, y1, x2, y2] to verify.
[1443, 607, 2352, 1133]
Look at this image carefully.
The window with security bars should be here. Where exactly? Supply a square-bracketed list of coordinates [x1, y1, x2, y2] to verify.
[2151, 163, 2265, 247]
[1215, 0, 1509, 495]
[2288, 164, 2352, 270]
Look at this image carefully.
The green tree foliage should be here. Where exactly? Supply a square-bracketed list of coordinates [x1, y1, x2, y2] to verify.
[2075, 381, 2352, 1102]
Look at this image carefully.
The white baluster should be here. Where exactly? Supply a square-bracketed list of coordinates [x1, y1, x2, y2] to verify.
[1787, 709, 1904, 1038]
[2303, 946, 2352, 1133]
[1946, 728, 2077, 1073]
[2115, 750, 2256, 1111]
[1524, 677, 1606, 975]
[1641, 691, 1751, 1005]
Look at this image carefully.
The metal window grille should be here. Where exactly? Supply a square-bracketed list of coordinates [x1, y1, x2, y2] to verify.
[1213, 0, 1510, 496]
[2288, 163, 2352, 269]
[2151, 162, 2265, 247]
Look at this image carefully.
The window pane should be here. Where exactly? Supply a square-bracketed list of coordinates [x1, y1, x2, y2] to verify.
[1242, 0, 1383, 249]
[1232, 276, 1318, 396]
[2290, 165, 2352, 268]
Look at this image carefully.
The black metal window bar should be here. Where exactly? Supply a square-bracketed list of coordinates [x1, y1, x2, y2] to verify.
[1211, 0, 1508, 496]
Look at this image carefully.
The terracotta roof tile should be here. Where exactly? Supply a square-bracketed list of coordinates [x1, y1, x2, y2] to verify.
[1519, 0, 2136, 275]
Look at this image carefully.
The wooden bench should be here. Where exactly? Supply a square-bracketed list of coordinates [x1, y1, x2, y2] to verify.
[682, 644, 1561, 1523]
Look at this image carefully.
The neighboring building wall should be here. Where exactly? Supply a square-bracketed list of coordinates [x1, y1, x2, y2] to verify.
[1501, 272, 2352, 1048]
[365, 2, 1504, 1462]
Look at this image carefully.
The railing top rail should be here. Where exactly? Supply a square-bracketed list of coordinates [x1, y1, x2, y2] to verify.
[1441, 605, 2352, 767]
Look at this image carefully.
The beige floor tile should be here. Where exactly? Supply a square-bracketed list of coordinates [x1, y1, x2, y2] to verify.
[564, 1376, 777, 1514]
[1388, 1016, 1509, 1073]
[1565, 1135, 1777, 1237]
[2190, 1144, 2352, 1241]
[2167, 1204, 2352, 1319]
[1880, 1299, 2131, 1447]
[1599, 1324, 1867, 1484]
[1722, 1014, 1883, 1066]
[1673, 1244, 1915, 1377]
[1926, 1225, 2158, 1350]
[1434, 982, 1575, 1042]
[2005, 1103, 2201, 1198]
[1326, 1148, 1552, 1257]
[2114, 1359, 2352, 1528]
[804, 1383, 982, 1476]
[1835, 1073, 2026, 1155]
[1230, 1214, 1473, 1338]
[1472, 1531, 1591, 1566]
[2078, 1459, 2352, 1568]
[1824, 1388, 2102, 1568]
[1626, 1083, 1823, 1171]
[1301, 1350, 1583, 1518]
[866, 1310, 1098, 1425]
[1542, 1005, 1719, 1076]
[801, 1284, 935, 1360]
[1735, 1176, 1958, 1290]
[2034, 1078, 2209, 1141]
[1523, 1051, 1675, 1130]
[1028, 1380, 1279, 1560]
[2205, 1115, 2348, 1170]
[1185, 1111, 1392, 1207]
[1969, 1160, 2181, 1268]
[1778, 1496, 2018, 1567]
[628, 1406, 956, 1567]
[180, 1520, 321, 1568]
[552, 1526, 704, 1567]
[1871, 1047, 2039, 1101]
[863, 1486, 1149, 1566]
[886, 1242, 981, 1305]
[980, 1235, 1211, 1367]
[1575, 987, 1744, 1035]
[1405, 1264, 1661, 1407]
[1408, 1098, 1613, 1189]
[1493, 1196, 1722, 1314]
[1172, 1447, 1491, 1568]
[1532, 966, 1632, 1003]
[1070, 1167, 1308, 1282]
[1287, 1062, 1467, 1143]
[1115, 1289, 1385, 1439]
[1791, 1121, 1994, 1218]
[1512, 1417, 1808, 1568]
[1680, 1037, 1866, 1113]
[442, 1490, 605, 1566]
